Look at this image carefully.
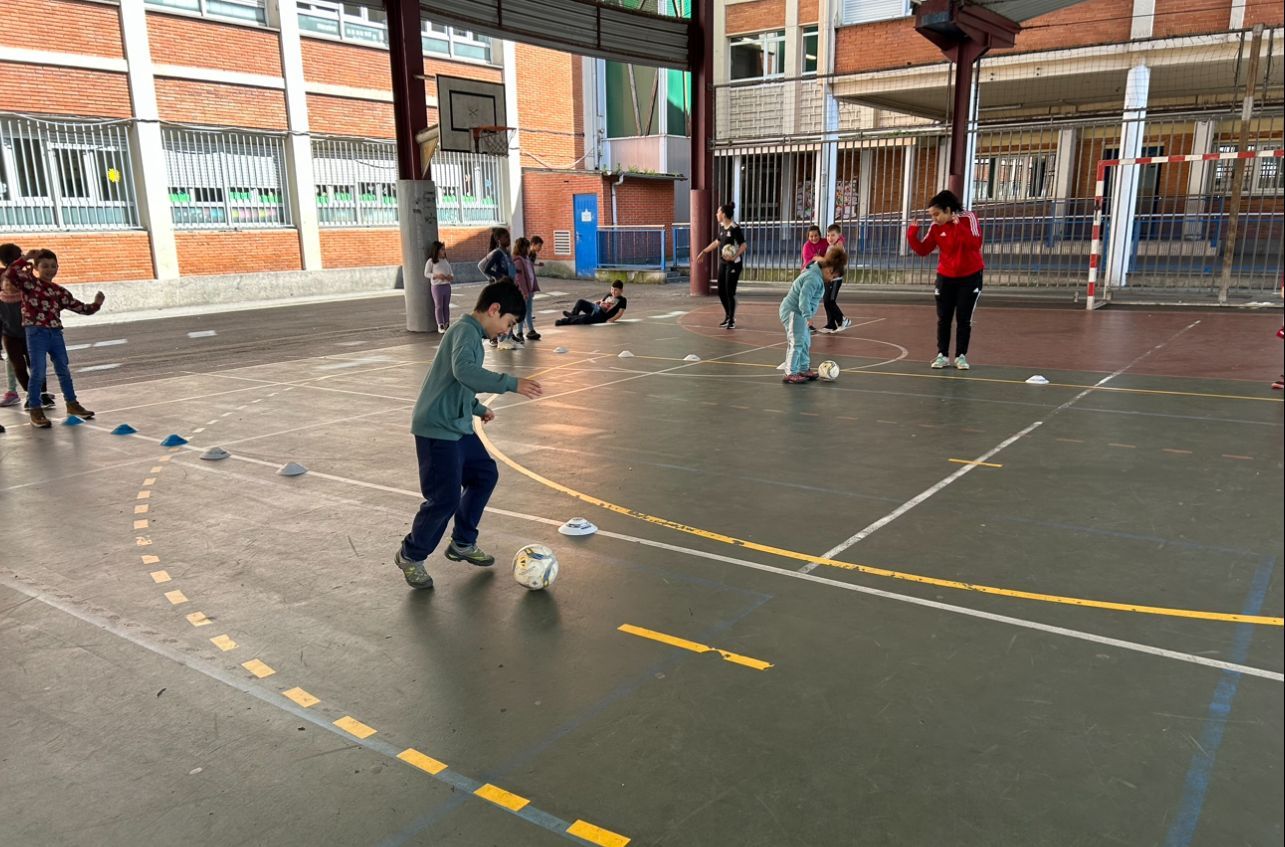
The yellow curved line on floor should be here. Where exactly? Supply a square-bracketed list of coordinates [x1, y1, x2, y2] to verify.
[476, 427, 1283, 627]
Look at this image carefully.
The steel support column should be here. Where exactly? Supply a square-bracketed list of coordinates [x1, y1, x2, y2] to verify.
[688, 0, 714, 296]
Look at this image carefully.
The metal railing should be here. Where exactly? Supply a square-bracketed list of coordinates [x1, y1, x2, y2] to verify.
[313, 136, 397, 227]
[163, 126, 292, 229]
[433, 150, 506, 226]
[598, 225, 668, 270]
[1, 113, 140, 232]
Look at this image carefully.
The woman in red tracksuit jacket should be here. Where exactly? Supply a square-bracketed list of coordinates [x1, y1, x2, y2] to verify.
[907, 190, 984, 370]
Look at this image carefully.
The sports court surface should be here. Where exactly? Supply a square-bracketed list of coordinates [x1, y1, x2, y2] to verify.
[2, 284, 1282, 846]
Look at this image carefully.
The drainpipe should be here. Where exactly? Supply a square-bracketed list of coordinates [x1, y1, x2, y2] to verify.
[611, 172, 625, 225]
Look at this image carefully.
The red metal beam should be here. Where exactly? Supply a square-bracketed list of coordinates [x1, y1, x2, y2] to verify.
[688, 0, 714, 296]
[386, 0, 428, 180]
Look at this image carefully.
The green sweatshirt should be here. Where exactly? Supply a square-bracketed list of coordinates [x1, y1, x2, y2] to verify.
[411, 314, 519, 440]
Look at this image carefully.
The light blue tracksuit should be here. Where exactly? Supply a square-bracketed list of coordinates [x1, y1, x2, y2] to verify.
[779, 264, 826, 374]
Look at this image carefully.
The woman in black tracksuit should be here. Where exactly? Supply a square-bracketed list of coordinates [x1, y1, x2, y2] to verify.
[697, 203, 746, 329]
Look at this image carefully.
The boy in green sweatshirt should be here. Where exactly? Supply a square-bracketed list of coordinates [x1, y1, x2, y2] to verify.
[396, 279, 543, 589]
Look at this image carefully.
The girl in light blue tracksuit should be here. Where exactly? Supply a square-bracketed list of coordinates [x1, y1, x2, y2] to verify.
[780, 248, 844, 384]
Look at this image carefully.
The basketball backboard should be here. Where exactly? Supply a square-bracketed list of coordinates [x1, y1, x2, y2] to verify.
[436, 75, 508, 153]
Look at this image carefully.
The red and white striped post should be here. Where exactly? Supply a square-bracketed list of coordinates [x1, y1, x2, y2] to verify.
[1085, 148, 1283, 310]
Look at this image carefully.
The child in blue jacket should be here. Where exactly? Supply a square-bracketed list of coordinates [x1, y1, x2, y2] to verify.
[780, 246, 846, 384]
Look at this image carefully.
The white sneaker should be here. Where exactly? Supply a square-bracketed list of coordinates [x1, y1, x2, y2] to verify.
[930, 354, 949, 369]
[497, 338, 516, 351]
[838, 318, 852, 332]
[954, 354, 970, 370]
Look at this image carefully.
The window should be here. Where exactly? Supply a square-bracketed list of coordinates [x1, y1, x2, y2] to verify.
[423, 24, 494, 64]
[163, 128, 291, 228]
[802, 26, 819, 76]
[1213, 143, 1283, 196]
[1, 114, 140, 231]
[973, 153, 1055, 201]
[729, 30, 785, 81]
[841, 0, 910, 26]
[145, 0, 266, 25]
[433, 150, 506, 225]
[296, 0, 495, 63]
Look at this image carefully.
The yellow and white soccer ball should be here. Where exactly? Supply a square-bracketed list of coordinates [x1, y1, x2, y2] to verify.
[818, 360, 840, 381]
[513, 544, 559, 591]
[720, 243, 738, 261]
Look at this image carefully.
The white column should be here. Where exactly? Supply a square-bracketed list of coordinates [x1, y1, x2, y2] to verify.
[270, 0, 321, 270]
[1131, 0, 1156, 39]
[1230, 0, 1246, 30]
[1104, 62, 1150, 290]
[962, 73, 980, 206]
[782, 0, 799, 137]
[502, 39, 523, 235]
[815, 0, 838, 228]
[118, 0, 178, 280]
[935, 138, 950, 193]
[731, 153, 742, 212]
[1052, 127, 1078, 238]
[858, 148, 873, 220]
[583, 58, 605, 171]
[1184, 119, 1216, 239]
[899, 143, 916, 256]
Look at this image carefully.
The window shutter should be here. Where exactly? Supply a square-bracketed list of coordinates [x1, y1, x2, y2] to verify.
[841, 0, 909, 25]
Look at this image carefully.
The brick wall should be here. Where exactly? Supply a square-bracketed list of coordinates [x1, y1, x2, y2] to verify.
[514, 46, 583, 169]
[301, 38, 390, 90]
[175, 230, 301, 276]
[522, 171, 603, 261]
[147, 12, 283, 77]
[726, 0, 787, 35]
[426, 57, 502, 85]
[608, 179, 677, 226]
[799, 0, 819, 26]
[319, 226, 495, 269]
[834, 18, 937, 73]
[308, 94, 396, 138]
[0, 231, 153, 283]
[156, 79, 288, 130]
[0, 0, 123, 58]
[1244, 0, 1284, 27]
[1153, 0, 1229, 37]
[0, 64, 131, 117]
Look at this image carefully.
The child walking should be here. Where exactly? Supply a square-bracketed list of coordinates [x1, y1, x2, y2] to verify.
[9, 249, 104, 427]
[425, 240, 454, 333]
[780, 246, 846, 385]
[477, 227, 517, 348]
[394, 279, 543, 589]
[518, 236, 542, 341]
[511, 237, 540, 343]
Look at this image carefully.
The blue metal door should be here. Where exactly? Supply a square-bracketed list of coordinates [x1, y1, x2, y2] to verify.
[573, 194, 599, 277]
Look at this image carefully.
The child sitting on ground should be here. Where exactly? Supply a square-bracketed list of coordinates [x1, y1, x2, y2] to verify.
[555, 281, 628, 326]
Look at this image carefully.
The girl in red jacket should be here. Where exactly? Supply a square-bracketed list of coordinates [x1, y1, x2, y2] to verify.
[907, 190, 984, 370]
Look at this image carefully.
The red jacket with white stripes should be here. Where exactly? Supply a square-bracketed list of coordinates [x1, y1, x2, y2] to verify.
[907, 211, 985, 279]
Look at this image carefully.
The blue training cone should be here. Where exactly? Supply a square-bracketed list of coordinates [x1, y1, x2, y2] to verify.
[111, 423, 138, 435]
[63, 415, 84, 426]
[160, 434, 188, 447]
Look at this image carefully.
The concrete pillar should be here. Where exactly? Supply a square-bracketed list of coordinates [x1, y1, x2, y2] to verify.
[398, 181, 437, 332]
[899, 143, 916, 256]
[270, 0, 322, 270]
[858, 148, 873, 221]
[815, 0, 839, 229]
[1051, 127, 1078, 238]
[1230, 0, 1246, 29]
[1104, 62, 1150, 289]
[1131, 0, 1155, 39]
[117, 0, 178, 280]
[1184, 119, 1216, 240]
[962, 73, 980, 206]
[501, 40, 524, 236]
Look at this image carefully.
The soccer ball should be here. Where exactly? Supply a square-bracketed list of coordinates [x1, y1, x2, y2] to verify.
[818, 360, 840, 381]
[720, 243, 738, 261]
[513, 544, 559, 591]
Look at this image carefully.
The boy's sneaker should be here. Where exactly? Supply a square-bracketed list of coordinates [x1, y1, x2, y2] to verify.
[719, 317, 730, 327]
[726, 320, 736, 330]
[930, 354, 949, 369]
[953, 354, 970, 370]
[782, 373, 809, 384]
[838, 318, 852, 332]
[489, 337, 499, 347]
[818, 326, 835, 334]
[41, 393, 55, 408]
[437, 324, 447, 333]
[526, 331, 541, 341]
[0, 390, 19, 407]
[65, 401, 95, 419]
[563, 310, 574, 318]
[512, 333, 524, 344]
[394, 549, 433, 589]
[497, 338, 516, 351]
[445, 541, 495, 567]
[29, 408, 51, 428]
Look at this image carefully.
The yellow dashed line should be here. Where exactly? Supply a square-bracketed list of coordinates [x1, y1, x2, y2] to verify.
[568, 820, 632, 847]
[210, 634, 237, 651]
[143, 477, 157, 486]
[149, 466, 163, 473]
[241, 659, 275, 678]
[134, 504, 149, 514]
[334, 715, 377, 739]
[140, 554, 160, 565]
[948, 458, 1003, 468]
[136, 536, 152, 546]
[159, 455, 173, 462]
[150, 570, 171, 584]
[133, 519, 149, 530]
[164, 590, 188, 605]
[185, 611, 211, 627]
[618, 624, 774, 671]
[136, 490, 151, 500]
[397, 748, 449, 775]
[474, 783, 530, 812]
[283, 687, 320, 708]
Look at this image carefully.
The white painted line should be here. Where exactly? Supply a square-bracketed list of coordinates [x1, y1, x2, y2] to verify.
[65, 343, 91, 351]
[187, 330, 218, 338]
[316, 356, 396, 371]
[192, 427, 206, 434]
[649, 311, 689, 319]
[334, 340, 366, 346]
[79, 363, 121, 372]
[94, 339, 127, 347]
[537, 309, 560, 315]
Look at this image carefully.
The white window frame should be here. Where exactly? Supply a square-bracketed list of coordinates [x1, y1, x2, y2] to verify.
[296, 0, 497, 65]
[728, 29, 787, 82]
[1213, 143, 1283, 196]
[145, 0, 267, 26]
[801, 25, 819, 77]
[973, 152, 1056, 202]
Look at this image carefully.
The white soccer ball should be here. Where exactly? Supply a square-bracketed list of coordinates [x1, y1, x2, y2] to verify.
[818, 360, 840, 381]
[513, 544, 559, 591]
[720, 243, 738, 261]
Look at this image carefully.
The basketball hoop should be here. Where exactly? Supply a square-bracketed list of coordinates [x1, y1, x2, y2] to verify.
[470, 125, 515, 158]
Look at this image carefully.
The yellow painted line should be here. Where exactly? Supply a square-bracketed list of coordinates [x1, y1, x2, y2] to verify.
[397, 748, 449, 775]
[1056, 437, 1085, 443]
[133, 519, 149, 530]
[185, 611, 211, 627]
[159, 455, 173, 462]
[136, 536, 152, 546]
[136, 490, 151, 500]
[474, 783, 529, 812]
[618, 624, 774, 671]
[477, 427, 1283, 627]
[140, 554, 160, 565]
[241, 659, 275, 678]
[143, 477, 157, 486]
[150, 466, 164, 473]
[283, 687, 319, 708]
[134, 504, 149, 514]
[567, 819, 632, 847]
[948, 458, 1003, 468]
[210, 634, 237, 651]
[164, 589, 188, 605]
[334, 715, 377, 739]
[150, 570, 171, 584]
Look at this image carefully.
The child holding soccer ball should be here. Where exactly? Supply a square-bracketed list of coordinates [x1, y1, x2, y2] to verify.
[780, 245, 847, 385]
[696, 203, 746, 329]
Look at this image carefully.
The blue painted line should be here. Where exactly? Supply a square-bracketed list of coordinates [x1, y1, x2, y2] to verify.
[1161, 553, 1277, 847]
